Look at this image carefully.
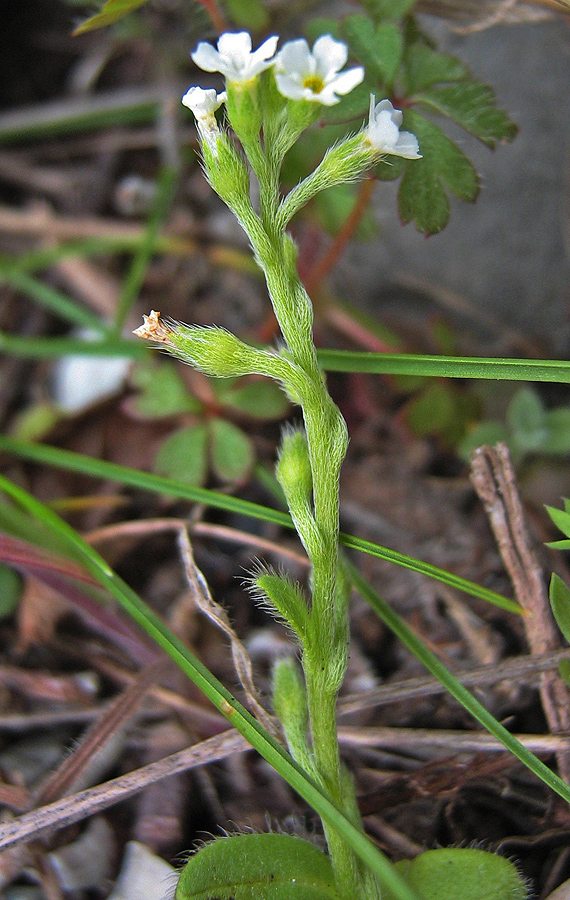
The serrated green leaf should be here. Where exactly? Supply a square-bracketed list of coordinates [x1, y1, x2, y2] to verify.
[546, 503, 570, 540]
[415, 82, 517, 147]
[154, 425, 208, 486]
[403, 44, 470, 93]
[129, 360, 201, 419]
[397, 109, 479, 233]
[73, 0, 150, 34]
[542, 407, 570, 454]
[223, 0, 269, 31]
[550, 574, 570, 646]
[175, 833, 339, 900]
[387, 848, 528, 900]
[341, 16, 403, 86]
[0, 564, 21, 619]
[358, 0, 418, 22]
[209, 418, 254, 484]
[221, 380, 290, 420]
[506, 387, 546, 452]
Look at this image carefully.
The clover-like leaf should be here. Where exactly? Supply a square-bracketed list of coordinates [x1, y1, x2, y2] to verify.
[175, 833, 339, 900]
[542, 407, 570, 454]
[209, 418, 254, 484]
[341, 15, 403, 86]
[398, 109, 479, 233]
[506, 387, 546, 453]
[214, 379, 290, 420]
[414, 81, 518, 148]
[73, 0, 150, 34]
[358, 0, 418, 22]
[154, 424, 208, 487]
[128, 359, 201, 420]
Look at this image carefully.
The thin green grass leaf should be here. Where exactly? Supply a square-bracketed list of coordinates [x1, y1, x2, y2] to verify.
[317, 349, 570, 383]
[0, 267, 106, 331]
[0, 437, 520, 614]
[0, 333, 148, 359]
[0, 473, 420, 900]
[347, 561, 570, 807]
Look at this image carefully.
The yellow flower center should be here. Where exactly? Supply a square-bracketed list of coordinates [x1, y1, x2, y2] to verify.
[302, 75, 325, 94]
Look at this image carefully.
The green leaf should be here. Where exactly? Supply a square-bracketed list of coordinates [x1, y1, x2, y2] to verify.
[550, 574, 570, 646]
[129, 360, 201, 419]
[458, 421, 508, 460]
[154, 425, 208, 487]
[175, 833, 339, 900]
[506, 387, 546, 453]
[321, 79, 376, 125]
[209, 418, 254, 484]
[415, 82, 518, 147]
[358, 0, 418, 22]
[558, 658, 570, 689]
[542, 407, 570, 454]
[0, 564, 21, 619]
[398, 110, 479, 233]
[304, 18, 340, 42]
[403, 44, 470, 93]
[341, 16, 403, 85]
[223, 0, 269, 31]
[218, 379, 290, 420]
[388, 848, 528, 900]
[405, 382, 454, 436]
[546, 503, 570, 541]
[73, 0, 150, 34]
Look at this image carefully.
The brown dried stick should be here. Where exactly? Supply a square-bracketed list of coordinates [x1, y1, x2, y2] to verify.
[470, 443, 570, 780]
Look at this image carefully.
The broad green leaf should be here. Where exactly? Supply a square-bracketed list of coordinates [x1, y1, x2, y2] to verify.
[176, 833, 339, 900]
[218, 380, 290, 420]
[0, 564, 21, 619]
[129, 360, 201, 419]
[223, 0, 269, 31]
[550, 574, 570, 646]
[73, 0, 150, 34]
[341, 16, 403, 86]
[506, 387, 546, 453]
[387, 848, 528, 900]
[403, 44, 469, 93]
[209, 418, 254, 484]
[415, 82, 518, 147]
[542, 407, 570, 454]
[398, 110, 479, 233]
[154, 425, 208, 486]
[358, 0, 418, 22]
[405, 382, 454, 436]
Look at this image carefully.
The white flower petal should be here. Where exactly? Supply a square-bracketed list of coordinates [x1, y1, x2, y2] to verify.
[217, 31, 252, 59]
[275, 40, 314, 77]
[313, 35, 347, 78]
[182, 86, 224, 116]
[365, 96, 421, 158]
[393, 132, 421, 159]
[191, 41, 224, 73]
[249, 34, 279, 74]
[274, 73, 307, 101]
[328, 66, 364, 97]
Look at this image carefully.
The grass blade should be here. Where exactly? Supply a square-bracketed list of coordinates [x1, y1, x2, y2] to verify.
[347, 561, 570, 806]
[0, 473, 421, 900]
[317, 349, 570, 383]
[0, 437, 520, 614]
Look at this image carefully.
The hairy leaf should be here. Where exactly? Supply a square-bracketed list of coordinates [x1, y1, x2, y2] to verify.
[387, 848, 528, 900]
[175, 833, 339, 900]
[415, 82, 517, 147]
[154, 425, 208, 487]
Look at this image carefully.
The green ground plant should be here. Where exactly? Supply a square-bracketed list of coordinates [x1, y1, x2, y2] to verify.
[2, 3, 570, 900]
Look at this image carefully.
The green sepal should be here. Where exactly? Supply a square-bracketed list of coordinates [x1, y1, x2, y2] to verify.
[175, 833, 340, 900]
[253, 570, 309, 641]
[225, 80, 264, 159]
[272, 657, 312, 769]
[386, 848, 527, 900]
[166, 325, 280, 379]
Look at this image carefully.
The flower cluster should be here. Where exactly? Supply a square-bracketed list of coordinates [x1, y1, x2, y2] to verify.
[182, 30, 420, 161]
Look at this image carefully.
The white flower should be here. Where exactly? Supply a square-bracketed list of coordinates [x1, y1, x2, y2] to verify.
[365, 97, 421, 159]
[191, 31, 278, 83]
[274, 35, 364, 106]
[182, 86, 226, 155]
